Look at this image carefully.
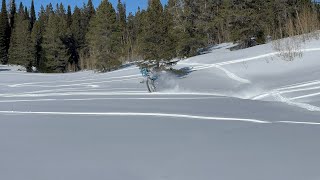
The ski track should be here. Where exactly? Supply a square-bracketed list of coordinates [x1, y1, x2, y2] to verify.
[8, 75, 141, 88]
[19, 87, 143, 95]
[193, 64, 251, 84]
[0, 96, 223, 103]
[1, 110, 320, 125]
[0, 91, 224, 98]
[7, 77, 141, 88]
[251, 79, 320, 112]
[290, 92, 320, 100]
[0, 111, 269, 123]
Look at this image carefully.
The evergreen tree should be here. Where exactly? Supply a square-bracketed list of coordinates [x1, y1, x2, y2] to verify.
[8, 0, 16, 55]
[18, 2, 23, 13]
[45, 3, 54, 21]
[30, 0, 36, 29]
[87, 0, 95, 19]
[56, 3, 66, 18]
[117, 0, 127, 60]
[64, 5, 79, 72]
[82, 0, 96, 33]
[0, 0, 10, 64]
[67, 5, 72, 28]
[139, 0, 175, 63]
[209, 0, 232, 44]
[24, 7, 29, 20]
[31, 21, 43, 71]
[126, 12, 138, 59]
[162, 4, 177, 59]
[86, 0, 121, 72]
[8, 10, 34, 71]
[9, 0, 16, 29]
[71, 6, 86, 49]
[178, 0, 205, 57]
[31, 6, 46, 72]
[42, 12, 69, 72]
[228, 0, 265, 44]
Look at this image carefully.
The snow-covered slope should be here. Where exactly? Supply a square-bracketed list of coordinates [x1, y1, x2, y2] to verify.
[1, 39, 320, 180]
[178, 39, 320, 111]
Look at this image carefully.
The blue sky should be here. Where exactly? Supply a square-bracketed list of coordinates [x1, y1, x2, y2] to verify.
[15, 0, 168, 14]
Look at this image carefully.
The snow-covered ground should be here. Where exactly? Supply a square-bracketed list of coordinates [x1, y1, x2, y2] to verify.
[1, 39, 320, 180]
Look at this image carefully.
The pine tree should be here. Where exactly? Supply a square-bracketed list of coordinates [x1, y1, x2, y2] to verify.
[63, 5, 79, 72]
[215, 0, 232, 44]
[71, 6, 86, 49]
[30, 0, 36, 29]
[87, 0, 95, 19]
[0, 0, 10, 64]
[126, 12, 138, 59]
[31, 6, 46, 72]
[117, 0, 127, 60]
[45, 3, 54, 17]
[8, 0, 16, 56]
[9, 0, 16, 29]
[42, 12, 69, 72]
[82, 0, 96, 34]
[86, 0, 121, 72]
[177, 0, 205, 57]
[31, 21, 43, 71]
[8, 10, 34, 71]
[162, 4, 177, 59]
[18, 2, 23, 13]
[56, 3, 66, 18]
[139, 0, 174, 63]
[67, 5, 72, 28]
[24, 7, 29, 20]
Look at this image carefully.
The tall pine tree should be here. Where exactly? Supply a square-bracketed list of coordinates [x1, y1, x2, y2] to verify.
[8, 7, 34, 71]
[117, 0, 127, 60]
[0, 0, 10, 64]
[86, 0, 121, 72]
[42, 11, 68, 72]
[87, 0, 95, 19]
[31, 6, 46, 72]
[67, 5, 72, 28]
[9, 0, 16, 29]
[30, 0, 36, 29]
[138, 0, 174, 64]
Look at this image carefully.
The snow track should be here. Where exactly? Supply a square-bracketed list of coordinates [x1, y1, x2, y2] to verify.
[252, 79, 320, 111]
[0, 111, 269, 123]
[192, 64, 251, 84]
[2, 110, 320, 125]
[8, 74, 141, 88]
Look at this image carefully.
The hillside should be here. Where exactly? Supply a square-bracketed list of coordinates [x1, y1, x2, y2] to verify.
[1, 39, 320, 180]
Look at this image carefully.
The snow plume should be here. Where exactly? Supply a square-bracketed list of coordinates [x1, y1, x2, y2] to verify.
[155, 71, 182, 93]
[235, 86, 267, 100]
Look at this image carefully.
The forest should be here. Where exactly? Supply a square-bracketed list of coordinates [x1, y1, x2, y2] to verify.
[0, 0, 319, 73]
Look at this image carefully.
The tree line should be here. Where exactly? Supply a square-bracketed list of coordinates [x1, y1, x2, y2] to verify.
[0, 0, 319, 73]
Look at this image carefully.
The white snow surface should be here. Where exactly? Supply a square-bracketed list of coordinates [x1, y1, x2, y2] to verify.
[1, 39, 320, 180]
